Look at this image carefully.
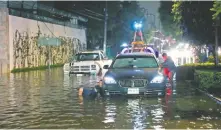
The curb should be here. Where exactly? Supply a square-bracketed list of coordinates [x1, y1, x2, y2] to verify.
[185, 80, 221, 104]
[197, 88, 221, 105]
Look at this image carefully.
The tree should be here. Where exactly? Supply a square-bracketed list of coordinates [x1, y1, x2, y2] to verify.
[211, 1, 221, 20]
[54, 1, 147, 50]
[171, 1, 215, 45]
[107, 1, 147, 46]
[158, 1, 182, 40]
[171, 1, 221, 64]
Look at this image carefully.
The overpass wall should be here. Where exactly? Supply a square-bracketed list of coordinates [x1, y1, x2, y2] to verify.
[0, 8, 9, 74]
[0, 8, 87, 74]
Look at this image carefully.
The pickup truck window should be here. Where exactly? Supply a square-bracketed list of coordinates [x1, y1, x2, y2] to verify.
[112, 57, 158, 68]
[76, 53, 100, 61]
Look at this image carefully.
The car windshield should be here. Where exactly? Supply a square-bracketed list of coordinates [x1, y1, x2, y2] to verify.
[76, 53, 99, 61]
[112, 56, 158, 68]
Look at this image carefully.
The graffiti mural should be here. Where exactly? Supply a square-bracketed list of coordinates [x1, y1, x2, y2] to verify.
[13, 27, 79, 69]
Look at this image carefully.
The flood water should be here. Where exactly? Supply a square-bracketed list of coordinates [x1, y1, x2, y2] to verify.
[0, 68, 221, 129]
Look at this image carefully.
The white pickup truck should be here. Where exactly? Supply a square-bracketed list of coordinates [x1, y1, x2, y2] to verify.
[63, 50, 112, 76]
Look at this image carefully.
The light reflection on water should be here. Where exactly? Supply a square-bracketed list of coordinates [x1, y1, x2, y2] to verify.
[127, 99, 147, 130]
[0, 68, 221, 129]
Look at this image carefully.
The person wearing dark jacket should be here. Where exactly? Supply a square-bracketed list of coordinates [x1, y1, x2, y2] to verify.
[161, 53, 176, 82]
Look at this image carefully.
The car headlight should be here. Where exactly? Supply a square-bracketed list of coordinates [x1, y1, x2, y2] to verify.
[103, 76, 117, 84]
[150, 75, 164, 83]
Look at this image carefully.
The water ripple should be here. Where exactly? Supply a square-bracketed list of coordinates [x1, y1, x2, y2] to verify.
[0, 68, 221, 129]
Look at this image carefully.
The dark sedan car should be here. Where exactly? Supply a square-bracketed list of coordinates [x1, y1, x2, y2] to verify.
[101, 53, 169, 97]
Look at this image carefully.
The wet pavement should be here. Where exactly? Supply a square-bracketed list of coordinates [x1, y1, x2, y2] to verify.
[0, 68, 221, 129]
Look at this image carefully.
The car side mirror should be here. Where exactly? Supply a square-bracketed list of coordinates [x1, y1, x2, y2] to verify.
[103, 65, 109, 69]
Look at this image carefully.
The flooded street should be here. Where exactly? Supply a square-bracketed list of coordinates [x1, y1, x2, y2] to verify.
[0, 68, 221, 129]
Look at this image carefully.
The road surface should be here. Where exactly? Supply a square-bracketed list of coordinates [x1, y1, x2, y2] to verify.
[0, 68, 220, 129]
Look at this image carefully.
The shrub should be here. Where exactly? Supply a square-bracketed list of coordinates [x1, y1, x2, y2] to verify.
[207, 55, 221, 63]
[183, 63, 221, 70]
[178, 63, 221, 81]
[194, 70, 221, 90]
[11, 64, 64, 73]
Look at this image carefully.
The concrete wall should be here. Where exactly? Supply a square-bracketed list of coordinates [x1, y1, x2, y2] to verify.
[8, 15, 86, 72]
[0, 8, 9, 74]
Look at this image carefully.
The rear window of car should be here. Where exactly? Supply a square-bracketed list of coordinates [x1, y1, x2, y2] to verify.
[123, 49, 142, 53]
[112, 56, 158, 68]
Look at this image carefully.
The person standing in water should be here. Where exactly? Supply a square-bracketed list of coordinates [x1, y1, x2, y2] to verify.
[161, 53, 177, 82]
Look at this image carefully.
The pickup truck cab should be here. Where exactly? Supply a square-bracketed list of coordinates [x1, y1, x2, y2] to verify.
[63, 50, 112, 76]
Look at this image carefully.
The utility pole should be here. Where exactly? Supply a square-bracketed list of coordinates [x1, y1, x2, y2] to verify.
[215, 16, 220, 66]
[103, 1, 107, 54]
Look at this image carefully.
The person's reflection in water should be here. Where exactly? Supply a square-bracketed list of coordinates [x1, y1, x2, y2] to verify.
[162, 91, 176, 120]
[164, 94, 172, 118]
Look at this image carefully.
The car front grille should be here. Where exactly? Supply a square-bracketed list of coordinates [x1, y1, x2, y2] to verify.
[71, 66, 79, 71]
[71, 65, 92, 72]
[81, 66, 90, 71]
[118, 79, 148, 88]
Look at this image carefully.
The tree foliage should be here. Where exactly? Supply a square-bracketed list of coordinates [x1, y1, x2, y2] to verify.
[54, 1, 121, 48]
[58, 1, 146, 49]
[211, 1, 221, 20]
[171, 1, 183, 37]
[159, 1, 220, 45]
[171, 1, 215, 45]
[158, 1, 182, 40]
[107, 1, 146, 46]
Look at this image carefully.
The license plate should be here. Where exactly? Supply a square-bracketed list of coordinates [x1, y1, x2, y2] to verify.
[127, 88, 139, 94]
[76, 74, 83, 76]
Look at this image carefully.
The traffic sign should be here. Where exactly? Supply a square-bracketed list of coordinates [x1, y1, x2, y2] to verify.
[37, 37, 61, 46]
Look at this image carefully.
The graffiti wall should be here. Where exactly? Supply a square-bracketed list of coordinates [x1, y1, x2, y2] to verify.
[8, 15, 86, 70]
